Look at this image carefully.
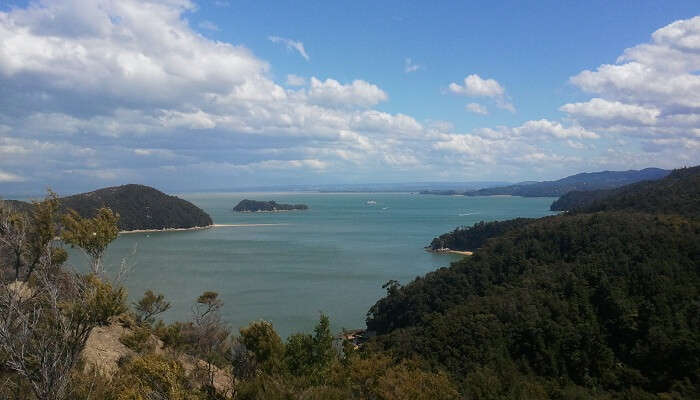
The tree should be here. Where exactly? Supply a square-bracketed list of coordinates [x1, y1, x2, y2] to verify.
[61, 207, 119, 275]
[0, 193, 66, 282]
[108, 354, 204, 400]
[191, 291, 230, 398]
[238, 320, 284, 375]
[134, 289, 171, 325]
[26, 191, 65, 281]
[0, 203, 28, 281]
[312, 314, 334, 372]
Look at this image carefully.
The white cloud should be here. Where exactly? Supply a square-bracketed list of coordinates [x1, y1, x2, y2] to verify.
[494, 99, 516, 113]
[466, 103, 488, 115]
[307, 77, 388, 108]
[569, 16, 700, 118]
[560, 98, 660, 125]
[449, 74, 504, 97]
[562, 16, 700, 158]
[566, 140, 586, 150]
[198, 20, 220, 32]
[350, 111, 422, 135]
[448, 74, 515, 112]
[514, 119, 599, 139]
[285, 74, 306, 86]
[0, 0, 696, 191]
[268, 36, 310, 61]
[133, 148, 176, 158]
[0, 170, 24, 182]
[404, 58, 421, 73]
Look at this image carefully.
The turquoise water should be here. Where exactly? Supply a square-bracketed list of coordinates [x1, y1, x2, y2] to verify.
[70, 193, 557, 338]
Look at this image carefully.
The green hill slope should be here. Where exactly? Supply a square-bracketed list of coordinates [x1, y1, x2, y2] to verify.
[4, 185, 213, 231]
[366, 165, 700, 398]
[552, 166, 700, 216]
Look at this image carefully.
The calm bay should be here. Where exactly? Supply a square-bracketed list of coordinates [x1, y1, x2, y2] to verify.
[70, 192, 557, 338]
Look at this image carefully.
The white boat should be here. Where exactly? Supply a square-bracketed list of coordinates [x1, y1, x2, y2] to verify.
[366, 200, 377, 205]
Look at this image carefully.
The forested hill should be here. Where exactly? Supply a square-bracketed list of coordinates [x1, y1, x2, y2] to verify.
[61, 184, 213, 231]
[366, 165, 700, 398]
[5, 185, 213, 231]
[233, 199, 308, 212]
[463, 167, 669, 197]
[551, 166, 700, 216]
[427, 218, 534, 252]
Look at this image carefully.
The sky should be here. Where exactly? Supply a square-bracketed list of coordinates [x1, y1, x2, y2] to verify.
[0, 0, 699, 194]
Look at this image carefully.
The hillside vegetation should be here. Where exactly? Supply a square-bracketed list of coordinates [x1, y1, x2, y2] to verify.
[5, 184, 213, 231]
[551, 166, 700, 214]
[366, 166, 700, 399]
[427, 218, 534, 252]
[233, 199, 308, 212]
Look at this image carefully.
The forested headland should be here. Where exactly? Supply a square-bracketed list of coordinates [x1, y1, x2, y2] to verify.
[4, 184, 213, 231]
[367, 166, 700, 399]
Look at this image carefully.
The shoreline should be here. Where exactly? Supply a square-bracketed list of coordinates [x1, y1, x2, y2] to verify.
[119, 223, 287, 234]
[424, 247, 474, 256]
[233, 209, 306, 213]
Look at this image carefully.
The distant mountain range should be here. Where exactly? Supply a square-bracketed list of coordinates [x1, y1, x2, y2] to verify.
[422, 168, 670, 198]
[427, 166, 699, 253]
[3, 184, 212, 231]
[551, 166, 700, 214]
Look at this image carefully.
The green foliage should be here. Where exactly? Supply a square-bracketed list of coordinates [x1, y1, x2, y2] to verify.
[120, 324, 156, 354]
[283, 314, 334, 380]
[61, 207, 119, 274]
[134, 289, 171, 325]
[197, 291, 222, 309]
[0, 191, 66, 281]
[154, 320, 190, 351]
[233, 199, 308, 212]
[238, 320, 285, 374]
[285, 332, 315, 376]
[74, 274, 128, 325]
[107, 354, 204, 400]
[367, 211, 700, 397]
[312, 314, 334, 370]
[375, 361, 460, 400]
[552, 165, 700, 216]
[429, 217, 534, 251]
[59, 184, 213, 231]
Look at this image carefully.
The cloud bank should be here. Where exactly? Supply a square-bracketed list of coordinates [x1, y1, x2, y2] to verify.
[0, 1, 697, 192]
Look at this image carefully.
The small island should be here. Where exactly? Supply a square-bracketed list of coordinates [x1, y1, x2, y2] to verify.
[233, 199, 309, 212]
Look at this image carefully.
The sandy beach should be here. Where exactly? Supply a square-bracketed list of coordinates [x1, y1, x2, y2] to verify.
[119, 223, 287, 234]
[425, 247, 474, 256]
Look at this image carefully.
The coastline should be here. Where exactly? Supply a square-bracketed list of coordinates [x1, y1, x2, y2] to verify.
[119, 225, 213, 234]
[425, 247, 474, 256]
[233, 209, 306, 213]
[118, 223, 287, 234]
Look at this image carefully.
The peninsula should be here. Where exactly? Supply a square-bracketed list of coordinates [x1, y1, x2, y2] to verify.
[5, 184, 213, 232]
[233, 199, 309, 212]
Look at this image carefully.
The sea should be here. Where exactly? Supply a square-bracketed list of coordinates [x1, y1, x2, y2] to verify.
[69, 192, 558, 338]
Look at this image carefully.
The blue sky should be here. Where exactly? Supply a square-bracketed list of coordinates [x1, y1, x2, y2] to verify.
[0, 0, 699, 194]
